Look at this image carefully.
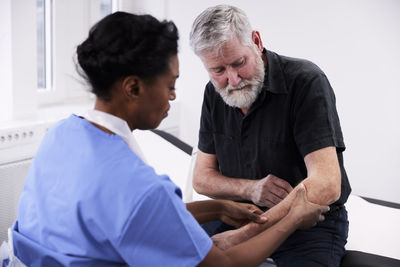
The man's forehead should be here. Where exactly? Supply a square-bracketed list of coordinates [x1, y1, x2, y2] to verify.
[201, 44, 248, 66]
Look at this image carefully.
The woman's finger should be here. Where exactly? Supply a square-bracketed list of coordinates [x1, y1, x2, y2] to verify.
[247, 211, 268, 223]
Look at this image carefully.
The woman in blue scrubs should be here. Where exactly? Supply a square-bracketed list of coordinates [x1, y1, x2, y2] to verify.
[12, 12, 329, 266]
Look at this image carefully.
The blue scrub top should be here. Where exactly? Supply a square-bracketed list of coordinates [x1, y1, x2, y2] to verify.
[13, 115, 212, 266]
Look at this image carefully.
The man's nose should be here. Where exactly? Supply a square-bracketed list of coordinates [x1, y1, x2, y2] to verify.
[226, 68, 241, 87]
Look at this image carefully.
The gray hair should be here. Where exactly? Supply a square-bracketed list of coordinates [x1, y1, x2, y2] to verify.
[189, 5, 253, 56]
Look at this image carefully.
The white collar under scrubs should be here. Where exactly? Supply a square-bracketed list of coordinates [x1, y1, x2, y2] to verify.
[84, 109, 147, 163]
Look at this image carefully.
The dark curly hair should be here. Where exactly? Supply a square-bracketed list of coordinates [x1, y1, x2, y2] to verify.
[77, 12, 179, 100]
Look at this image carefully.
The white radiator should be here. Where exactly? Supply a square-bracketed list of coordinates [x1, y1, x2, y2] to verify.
[0, 159, 32, 242]
[0, 120, 54, 243]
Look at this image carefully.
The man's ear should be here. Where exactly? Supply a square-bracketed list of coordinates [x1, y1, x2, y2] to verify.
[121, 75, 141, 100]
[252, 30, 263, 53]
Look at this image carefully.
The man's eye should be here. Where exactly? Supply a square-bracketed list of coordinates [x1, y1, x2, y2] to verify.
[214, 68, 224, 74]
[233, 59, 245, 67]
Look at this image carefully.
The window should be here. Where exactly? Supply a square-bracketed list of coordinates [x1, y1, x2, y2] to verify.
[36, 0, 119, 105]
[100, 0, 113, 18]
[36, 0, 53, 91]
[100, 0, 119, 18]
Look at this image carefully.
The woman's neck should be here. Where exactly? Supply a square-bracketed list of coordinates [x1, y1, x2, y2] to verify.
[93, 99, 135, 131]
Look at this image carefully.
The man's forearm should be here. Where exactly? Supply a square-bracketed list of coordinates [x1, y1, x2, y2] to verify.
[216, 173, 339, 248]
[302, 146, 341, 205]
[193, 167, 254, 201]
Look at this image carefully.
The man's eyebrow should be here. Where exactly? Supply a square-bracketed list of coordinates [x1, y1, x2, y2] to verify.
[209, 66, 223, 70]
[207, 56, 245, 71]
[231, 57, 245, 65]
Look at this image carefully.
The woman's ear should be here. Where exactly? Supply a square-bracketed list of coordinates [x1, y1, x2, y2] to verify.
[121, 75, 141, 100]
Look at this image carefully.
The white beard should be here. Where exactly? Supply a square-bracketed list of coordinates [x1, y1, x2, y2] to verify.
[212, 53, 265, 109]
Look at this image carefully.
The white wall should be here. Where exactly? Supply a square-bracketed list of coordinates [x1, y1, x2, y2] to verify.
[1, 0, 398, 203]
[0, 0, 99, 122]
[164, 0, 400, 203]
[0, 0, 37, 121]
[0, 0, 13, 120]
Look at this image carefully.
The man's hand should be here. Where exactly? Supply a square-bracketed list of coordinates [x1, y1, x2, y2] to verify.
[248, 174, 293, 208]
[219, 201, 267, 228]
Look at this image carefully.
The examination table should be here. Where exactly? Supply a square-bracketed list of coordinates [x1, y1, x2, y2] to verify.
[136, 129, 400, 267]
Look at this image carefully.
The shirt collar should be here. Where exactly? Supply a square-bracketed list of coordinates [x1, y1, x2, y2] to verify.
[84, 109, 148, 163]
[263, 49, 288, 94]
[244, 49, 287, 115]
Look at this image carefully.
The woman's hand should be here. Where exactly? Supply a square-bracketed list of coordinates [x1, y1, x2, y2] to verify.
[219, 200, 267, 228]
[211, 228, 244, 250]
[287, 183, 330, 229]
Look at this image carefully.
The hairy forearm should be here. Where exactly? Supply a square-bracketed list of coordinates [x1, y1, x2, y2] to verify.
[193, 167, 254, 201]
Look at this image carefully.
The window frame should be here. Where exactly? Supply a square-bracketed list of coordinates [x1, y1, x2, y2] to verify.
[37, 0, 117, 106]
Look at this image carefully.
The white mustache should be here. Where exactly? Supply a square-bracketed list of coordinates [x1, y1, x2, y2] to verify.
[225, 81, 251, 92]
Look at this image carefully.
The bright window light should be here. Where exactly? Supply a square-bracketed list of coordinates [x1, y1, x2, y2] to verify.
[100, 0, 119, 18]
[37, 0, 53, 91]
[100, 0, 113, 18]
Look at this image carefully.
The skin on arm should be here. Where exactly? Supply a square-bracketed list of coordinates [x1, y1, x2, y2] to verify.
[302, 146, 341, 205]
[193, 150, 252, 200]
[193, 150, 293, 207]
[186, 200, 267, 227]
[211, 188, 297, 249]
[209, 146, 342, 249]
[197, 184, 330, 267]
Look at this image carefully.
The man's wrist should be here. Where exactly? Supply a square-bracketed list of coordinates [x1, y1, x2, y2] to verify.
[241, 221, 264, 240]
[240, 179, 255, 201]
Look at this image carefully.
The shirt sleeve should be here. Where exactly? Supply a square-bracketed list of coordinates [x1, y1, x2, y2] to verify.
[116, 176, 212, 267]
[292, 73, 346, 158]
[198, 84, 216, 154]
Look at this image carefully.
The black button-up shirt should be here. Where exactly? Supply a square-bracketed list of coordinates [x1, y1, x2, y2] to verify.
[198, 49, 351, 205]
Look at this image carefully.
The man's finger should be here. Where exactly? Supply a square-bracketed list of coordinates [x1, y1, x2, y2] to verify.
[269, 186, 289, 200]
[267, 191, 284, 205]
[272, 177, 293, 193]
[261, 198, 276, 208]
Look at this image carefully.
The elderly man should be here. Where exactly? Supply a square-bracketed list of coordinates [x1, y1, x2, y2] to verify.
[190, 5, 351, 267]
